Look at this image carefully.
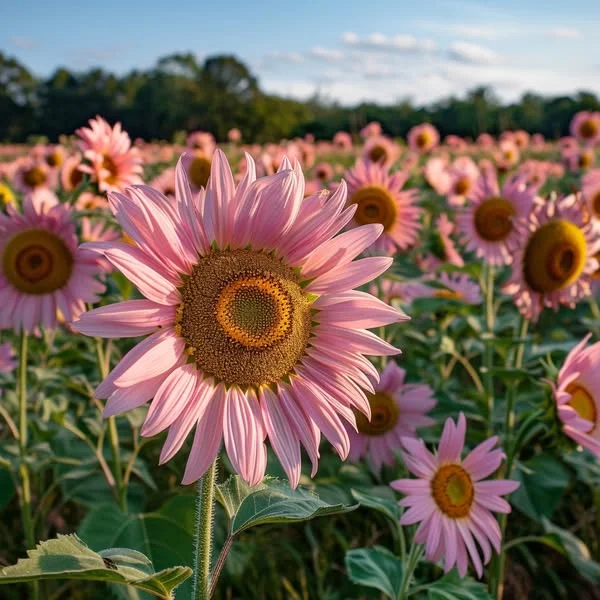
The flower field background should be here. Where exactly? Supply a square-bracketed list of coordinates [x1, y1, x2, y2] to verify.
[0, 111, 600, 600]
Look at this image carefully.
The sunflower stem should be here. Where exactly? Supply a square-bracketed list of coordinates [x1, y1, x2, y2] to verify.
[94, 337, 126, 513]
[17, 329, 38, 600]
[483, 264, 495, 435]
[491, 316, 529, 599]
[192, 458, 218, 600]
[398, 540, 423, 599]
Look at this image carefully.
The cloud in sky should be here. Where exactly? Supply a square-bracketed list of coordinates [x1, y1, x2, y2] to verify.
[9, 36, 36, 49]
[448, 41, 499, 64]
[309, 46, 344, 62]
[342, 31, 437, 53]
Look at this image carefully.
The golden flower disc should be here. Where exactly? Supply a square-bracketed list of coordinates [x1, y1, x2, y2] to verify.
[434, 289, 463, 301]
[453, 177, 471, 196]
[177, 249, 312, 387]
[522, 219, 587, 293]
[416, 132, 430, 149]
[47, 151, 63, 168]
[0, 183, 15, 206]
[579, 151, 594, 170]
[102, 155, 119, 186]
[69, 166, 84, 189]
[368, 145, 388, 163]
[431, 464, 474, 518]
[189, 155, 212, 189]
[579, 119, 599, 140]
[350, 185, 397, 231]
[3, 229, 73, 294]
[355, 391, 399, 436]
[23, 167, 47, 188]
[566, 382, 597, 432]
[474, 197, 515, 242]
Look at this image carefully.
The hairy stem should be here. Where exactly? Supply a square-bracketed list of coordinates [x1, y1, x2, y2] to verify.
[483, 264, 495, 435]
[192, 459, 218, 600]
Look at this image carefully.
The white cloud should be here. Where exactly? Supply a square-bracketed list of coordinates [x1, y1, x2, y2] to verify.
[448, 41, 499, 64]
[9, 36, 36, 49]
[265, 51, 304, 64]
[545, 27, 581, 39]
[309, 46, 344, 62]
[342, 32, 437, 53]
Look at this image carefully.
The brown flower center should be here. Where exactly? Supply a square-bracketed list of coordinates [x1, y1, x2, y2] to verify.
[176, 249, 312, 388]
[102, 155, 119, 185]
[431, 464, 474, 518]
[350, 185, 397, 231]
[579, 119, 599, 140]
[368, 145, 388, 163]
[453, 177, 471, 196]
[473, 197, 515, 242]
[23, 166, 47, 188]
[355, 392, 399, 436]
[2, 229, 73, 294]
[416, 132, 430, 149]
[522, 219, 587, 293]
[188, 155, 212, 189]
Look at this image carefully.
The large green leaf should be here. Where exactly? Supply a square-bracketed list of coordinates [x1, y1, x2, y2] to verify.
[345, 546, 403, 600]
[0, 535, 191, 599]
[510, 453, 570, 521]
[542, 520, 600, 583]
[78, 496, 196, 598]
[224, 477, 357, 536]
[351, 488, 402, 522]
[427, 571, 492, 599]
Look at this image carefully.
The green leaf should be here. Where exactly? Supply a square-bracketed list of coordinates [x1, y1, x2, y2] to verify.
[218, 476, 357, 536]
[78, 496, 196, 598]
[427, 571, 492, 599]
[0, 534, 191, 599]
[542, 519, 600, 583]
[0, 468, 15, 509]
[351, 489, 402, 522]
[510, 453, 570, 522]
[345, 546, 403, 600]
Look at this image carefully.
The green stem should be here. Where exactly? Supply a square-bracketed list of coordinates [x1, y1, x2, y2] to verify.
[483, 265, 495, 435]
[491, 316, 529, 599]
[94, 337, 126, 512]
[192, 459, 218, 600]
[17, 330, 38, 600]
[399, 541, 424, 600]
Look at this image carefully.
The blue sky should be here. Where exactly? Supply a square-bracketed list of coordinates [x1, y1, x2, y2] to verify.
[3, 0, 600, 105]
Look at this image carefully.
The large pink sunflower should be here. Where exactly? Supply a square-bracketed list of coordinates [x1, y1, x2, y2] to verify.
[74, 150, 405, 487]
[0, 196, 105, 332]
[344, 160, 422, 255]
[503, 194, 600, 321]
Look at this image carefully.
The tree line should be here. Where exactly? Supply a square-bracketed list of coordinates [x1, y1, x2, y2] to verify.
[1, 51, 599, 143]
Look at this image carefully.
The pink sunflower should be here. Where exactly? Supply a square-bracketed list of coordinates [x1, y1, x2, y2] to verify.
[362, 136, 400, 168]
[373, 278, 434, 307]
[582, 169, 600, 221]
[419, 214, 464, 271]
[431, 273, 482, 305]
[344, 160, 422, 255]
[333, 131, 353, 150]
[456, 173, 536, 266]
[570, 111, 600, 146]
[13, 157, 58, 194]
[347, 361, 436, 470]
[76, 116, 143, 193]
[424, 157, 452, 195]
[503, 194, 600, 321]
[60, 153, 85, 192]
[551, 334, 600, 457]
[446, 157, 480, 207]
[73, 150, 405, 487]
[391, 414, 520, 578]
[150, 167, 176, 201]
[0, 196, 105, 332]
[407, 123, 439, 154]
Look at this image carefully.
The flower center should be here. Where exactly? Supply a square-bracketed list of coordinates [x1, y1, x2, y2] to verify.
[189, 155, 212, 189]
[350, 185, 397, 231]
[474, 197, 515, 242]
[579, 119, 599, 140]
[2, 229, 73, 294]
[453, 177, 471, 196]
[176, 249, 312, 388]
[523, 219, 587, 293]
[591, 191, 600, 218]
[431, 464, 474, 518]
[0, 184, 14, 205]
[47, 151, 63, 168]
[416, 132, 430, 149]
[434, 289, 463, 301]
[579, 151, 594, 170]
[23, 167, 47, 188]
[102, 155, 119, 185]
[368, 144, 388, 163]
[70, 166, 84, 189]
[566, 382, 597, 432]
[355, 391, 399, 436]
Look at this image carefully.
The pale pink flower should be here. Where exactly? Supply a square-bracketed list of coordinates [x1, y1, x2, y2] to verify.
[447, 157, 480, 207]
[431, 272, 482, 305]
[582, 169, 600, 221]
[456, 173, 536, 266]
[513, 130, 530, 149]
[333, 131, 353, 150]
[74, 192, 109, 212]
[552, 334, 600, 457]
[371, 278, 434, 307]
[424, 157, 452, 195]
[360, 122, 382, 139]
[0, 197, 104, 332]
[391, 414, 520, 578]
[73, 150, 405, 487]
[570, 111, 600, 146]
[314, 162, 334, 181]
[344, 160, 421, 255]
[347, 362, 436, 470]
[150, 167, 176, 200]
[362, 136, 400, 168]
[494, 140, 520, 171]
[407, 123, 439, 154]
[227, 128, 242, 143]
[0, 342, 16, 373]
[60, 153, 85, 192]
[186, 131, 216, 154]
[503, 194, 600, 321]
[476, 133, 495, 149]
[13, 157, 58, 194]
[76, 116, 143, 192]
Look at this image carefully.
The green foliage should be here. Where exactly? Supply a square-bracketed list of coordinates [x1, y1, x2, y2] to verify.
[345, 546, 404, 599]
[0, 534, 191, 599]
[426, 572, 492, 599]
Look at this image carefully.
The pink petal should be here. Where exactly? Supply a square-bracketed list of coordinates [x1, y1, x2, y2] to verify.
[307, 257, 393, 294]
